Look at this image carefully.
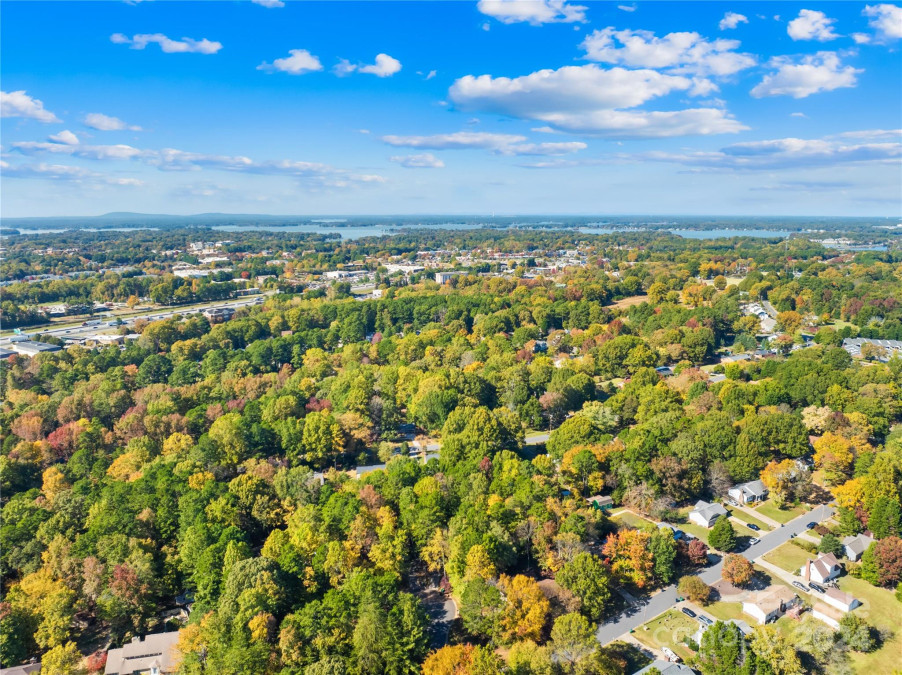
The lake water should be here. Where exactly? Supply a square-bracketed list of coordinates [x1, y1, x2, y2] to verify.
[580, 227, 793, 239]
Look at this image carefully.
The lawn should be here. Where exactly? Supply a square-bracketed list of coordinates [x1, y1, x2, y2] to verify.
[704, 601, 745, 622]
[632, 609, 699, 663]
[678, 521, 710, 544]
[754, 500, 809, 524]
[838, 577, 902, 674]
[731, 522, 760, 539]
[761, 541, 814, 574]
[726, 507, 771, 532]
[611, 510, 654, 531]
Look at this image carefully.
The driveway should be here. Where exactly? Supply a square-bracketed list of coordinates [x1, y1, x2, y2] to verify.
[595, 504, 833, 645]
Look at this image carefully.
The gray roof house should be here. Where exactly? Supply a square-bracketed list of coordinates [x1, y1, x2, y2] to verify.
[0, 664, 41, 675]
[689, 500, 728, 528]
[842, 533, 875, 562]
[633, 661, 695, 675]
[728, 480, 768, 505]
[105, 632, 180, 675]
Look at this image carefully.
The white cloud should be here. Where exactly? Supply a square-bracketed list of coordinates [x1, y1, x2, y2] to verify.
[110, 32, 222, 54]
[0, 90, 60, 123]
[862, 4, 902, 42]
[389, 153, 445, 168]
[251, 0, 285, 7]
[382, 130, 587, 155]
[382, 131, 528, 150]
[633, 130, 901, 170]
[84, 112, 142, 131]
[852, 32, 872, 44]
[751, 52, 861, 98]
[339, 53, 402, 77]
[617, 5, 637, 12]
[580, 27, 756, 77]
[449, 64, 746, 137]
[13, 141, 144, 161]
[791, 112, 808, 117]
[2, 161, 143, 186]
[9, 138, 384, 189]
[48, 130, 79, 145]
[477, 0, 587, 25]
[425, 70, 437, 80]
[719, 12, 748, 30]
[257, 49, 323, 74]
[787, 10, 840, 41]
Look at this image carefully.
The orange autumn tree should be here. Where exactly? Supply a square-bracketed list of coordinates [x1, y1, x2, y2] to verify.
[602, 530, 654, 589]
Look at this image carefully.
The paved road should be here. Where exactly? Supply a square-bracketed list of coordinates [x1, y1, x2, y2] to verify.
[595, 504, 833, 645]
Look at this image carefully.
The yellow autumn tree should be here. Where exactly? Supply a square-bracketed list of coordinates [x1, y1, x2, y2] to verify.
[497, 574, 551, 643]
[464, 544, 496, 582]
[422, 644, 475, 675]
[813, 432, 855, 485]
[41, 466, 70, 503]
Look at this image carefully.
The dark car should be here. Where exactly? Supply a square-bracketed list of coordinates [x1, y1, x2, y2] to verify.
[747, 523, 761, 531]
[792, 581, 810, 592]
[681, 607, 697, 618]
[697, 615, 713, 626]
[806, 522, 818, 530]
[809, 583, 826, 593]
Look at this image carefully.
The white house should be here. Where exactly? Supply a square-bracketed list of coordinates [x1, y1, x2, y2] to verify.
[742, 585, 799, 625]
[842, 533, 875, 562]
[800, 553, 842, 584]
[689, 500, 728, 528]
[822, 587, 860, 612]
[728, 479, 769, 505]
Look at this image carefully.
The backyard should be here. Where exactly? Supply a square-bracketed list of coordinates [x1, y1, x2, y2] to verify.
[838, 577, 901, 673]
[632, 609, 699, 663]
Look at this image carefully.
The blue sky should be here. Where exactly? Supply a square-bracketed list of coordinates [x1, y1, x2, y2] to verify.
[1, 0, 900, 217]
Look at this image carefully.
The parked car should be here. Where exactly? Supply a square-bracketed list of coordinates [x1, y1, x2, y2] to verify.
[697, 615, 713, 626]
[747, 523, 760, 531]
[806, 522, 817, 530]
[792, 581, 810, 592]
[681, 607, 697, 618]
[809, 583, 826, 593]
[749, 537, 760, 545]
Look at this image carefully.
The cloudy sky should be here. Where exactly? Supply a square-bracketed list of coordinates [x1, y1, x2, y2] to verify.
[2, 0, 900, 217]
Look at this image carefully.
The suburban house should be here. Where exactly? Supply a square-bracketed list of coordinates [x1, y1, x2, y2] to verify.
[800, 553, 842, 584]
[693, 618, 752, 646]
[633, 661, 695, 675]
[742, 585, 799, 625]
[105, 632, 180, 675]
[812, 602, 847, 630]
[689, 500, 728, 528]
[728, 479, 769, 505]
[0, 665, 41, 675]
[586, 495, 614, 511]
[822, 587, 860, 612]
[842, 533, 875, 562]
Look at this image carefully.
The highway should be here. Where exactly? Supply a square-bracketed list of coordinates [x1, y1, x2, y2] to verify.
[0, 294, 272, 345]
[595, 504, 834, 646]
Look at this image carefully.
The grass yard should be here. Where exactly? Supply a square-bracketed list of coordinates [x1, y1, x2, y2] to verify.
[678, 521, 711, 544]
[731, 522, 760, 539]
[761, 541, 815, 574]
[754, 500, 809, 524]
[838, 577, 902, 674]
[611, 510, 654, 531]
[704, 601, 745, 622]
[632, 609, 699, 662]
[726, 507, 771, 532]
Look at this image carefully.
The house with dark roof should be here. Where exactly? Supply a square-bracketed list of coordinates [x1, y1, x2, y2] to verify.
[633, 661, 695, 675]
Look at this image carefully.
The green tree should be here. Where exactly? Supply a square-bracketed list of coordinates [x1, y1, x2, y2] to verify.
[551, 613, 597, 669]
[696, 620, 755, 675]
[302, 411, 344, 468]
[708, 516, 736, 552]
[555, 553, 612, 622]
